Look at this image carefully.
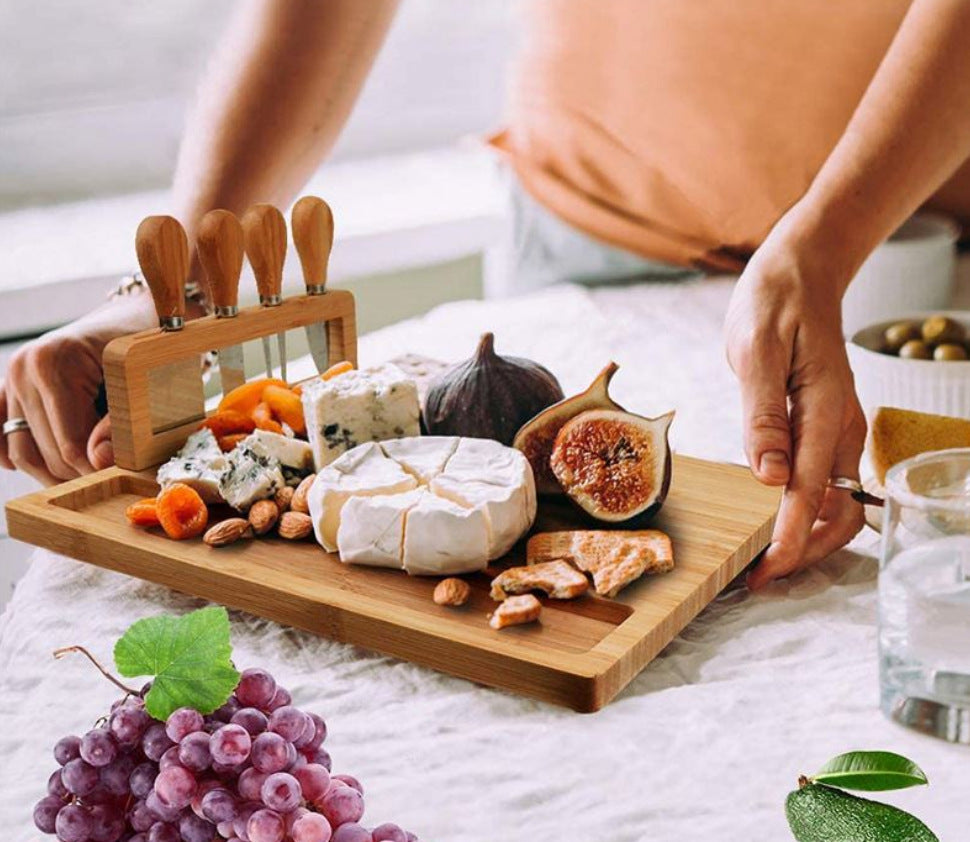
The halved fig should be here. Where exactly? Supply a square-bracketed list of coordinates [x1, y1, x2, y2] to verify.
[549, 408, 674, 523]
[513, 362, 624, 495]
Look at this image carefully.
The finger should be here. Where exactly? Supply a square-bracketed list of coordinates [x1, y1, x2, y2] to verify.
[42, 375, 100, 475]
[737, 340, 792, 486]
[87, 415, 114, 470]
[6, 395, 59, 486]
[747, 378, 844, 588]
[0, 385, 12, 471]
[18, 381, 79, 480]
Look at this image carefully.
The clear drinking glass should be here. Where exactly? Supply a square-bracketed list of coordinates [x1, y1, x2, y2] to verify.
[879, 448, 970, 743]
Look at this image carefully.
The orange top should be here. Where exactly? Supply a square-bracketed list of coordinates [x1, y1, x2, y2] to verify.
[492, 0, 970, 272]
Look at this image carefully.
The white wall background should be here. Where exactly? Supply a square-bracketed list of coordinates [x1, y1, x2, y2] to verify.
[0, 0, 519, 209]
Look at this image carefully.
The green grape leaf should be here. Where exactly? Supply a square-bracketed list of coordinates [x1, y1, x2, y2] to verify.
[113, 605, 239, 721]
[787, 783, 939, 842]
[812, 751, 929, 792]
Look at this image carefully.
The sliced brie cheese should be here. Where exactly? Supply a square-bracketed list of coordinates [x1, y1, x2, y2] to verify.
[242, 429, 314, 474]
[307, 442, 418, 551]
[156, 428, 228, 503]
[336, 488, 425, 569]
[402, 490, 490, 576]
[219, 441, 286, 511]
[380, 436, 458, 483]
[301, 363, 421, 470]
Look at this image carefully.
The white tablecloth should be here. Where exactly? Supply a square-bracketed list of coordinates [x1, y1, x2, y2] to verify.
[1, 280, 966, 840]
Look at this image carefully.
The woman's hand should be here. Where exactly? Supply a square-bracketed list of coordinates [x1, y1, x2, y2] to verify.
[0, 293, 158, 485]
[725, 217, 867, 588]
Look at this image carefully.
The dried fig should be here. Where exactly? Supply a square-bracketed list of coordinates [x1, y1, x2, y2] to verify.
[423, 333, 564, 446]
[550, 408, 674, 523]
[513, 362, 624, 495]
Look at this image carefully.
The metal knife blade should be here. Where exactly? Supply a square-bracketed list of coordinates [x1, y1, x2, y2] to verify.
[242, 204, 288, 382]
[292, 196, 335, 373]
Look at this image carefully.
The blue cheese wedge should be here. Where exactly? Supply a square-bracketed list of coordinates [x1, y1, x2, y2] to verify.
[218, 441, 286, 512]
[301, 363, 421, 470]
[241, 430, 313, 476]
[156, 428, 228, 504]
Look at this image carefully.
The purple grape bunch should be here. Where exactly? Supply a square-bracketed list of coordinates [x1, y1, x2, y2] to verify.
[35, 667, 419, 842]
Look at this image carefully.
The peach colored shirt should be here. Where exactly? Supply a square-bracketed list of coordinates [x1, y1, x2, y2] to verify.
[492, 0, 970, 272]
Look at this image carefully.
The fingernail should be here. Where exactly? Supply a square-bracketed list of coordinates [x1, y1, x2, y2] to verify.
[93, 441, 113, 468]
[758, 450, 790, 483]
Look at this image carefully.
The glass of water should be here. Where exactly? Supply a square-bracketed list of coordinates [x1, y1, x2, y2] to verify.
[880, 447, 970, 743]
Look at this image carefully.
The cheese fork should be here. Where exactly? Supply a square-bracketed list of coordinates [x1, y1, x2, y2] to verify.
[242, 203, 288, 381]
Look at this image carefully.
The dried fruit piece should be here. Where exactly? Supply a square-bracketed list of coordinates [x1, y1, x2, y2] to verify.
[490, 559, 588, 601]
[513, 362, 624, 494]
[203, 518, 253, 547]
[489, 594, 541, 629]
[528, 530, 674, 597]
[291, 474, 315, 514]
[156, 483, 209, 540]
[217, 378, 289, 415]
[423, 333, 564, 446]
[433, 578, 471, 606]
[252, 402, 285, 435]
[248, 499, 280, 535]
[216, 433, 250, 453]
[125, 498, 160, 528]
[274, 486, 294, 512]
[278, 511, 313, 540]
[550, 408, 673, 523]
[262, 384, 306, 436]
[323, 360, 354, 380]
[200, 410, 257, 438]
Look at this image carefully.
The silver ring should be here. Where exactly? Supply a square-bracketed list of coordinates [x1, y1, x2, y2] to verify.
[827, 477, 863, 494]
[2, 417, 30, 436]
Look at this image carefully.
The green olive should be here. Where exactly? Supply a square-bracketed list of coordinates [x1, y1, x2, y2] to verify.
[899, 339, 933, 360]
[933, 343, 968, 361]
[921, 315, 965, 346]
[883, 321, 921, 353]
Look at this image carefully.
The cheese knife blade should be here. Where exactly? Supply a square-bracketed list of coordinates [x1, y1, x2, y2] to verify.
[242, 203, 288, 381]
[197, 209, 247, 394]
[292, 196, 335, 373]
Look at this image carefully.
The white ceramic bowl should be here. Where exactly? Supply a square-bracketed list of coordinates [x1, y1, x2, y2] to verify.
[841, 213, 960, 337]
[848, 311, 970, 420]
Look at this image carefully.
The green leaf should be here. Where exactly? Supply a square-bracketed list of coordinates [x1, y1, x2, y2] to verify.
[812, 751, 929, 792]
[787, 783, 939, 842]
[113, 606, 239, 721]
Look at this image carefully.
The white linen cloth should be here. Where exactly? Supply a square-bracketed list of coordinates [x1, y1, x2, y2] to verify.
[1, 279, 966, 840]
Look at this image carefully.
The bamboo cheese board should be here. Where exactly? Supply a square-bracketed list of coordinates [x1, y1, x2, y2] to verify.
[4, 201, 781, 711]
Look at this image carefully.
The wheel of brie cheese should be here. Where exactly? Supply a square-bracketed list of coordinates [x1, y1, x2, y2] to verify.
[307, 437, 537, 575]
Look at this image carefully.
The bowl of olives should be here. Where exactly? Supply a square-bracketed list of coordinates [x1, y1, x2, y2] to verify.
[848, 312, 970, 419]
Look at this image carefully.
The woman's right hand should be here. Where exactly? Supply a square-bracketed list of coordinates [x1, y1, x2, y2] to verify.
[0, 292, 158, 485]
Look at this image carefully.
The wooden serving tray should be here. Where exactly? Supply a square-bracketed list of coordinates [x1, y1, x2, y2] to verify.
[6, 454, 778, 712]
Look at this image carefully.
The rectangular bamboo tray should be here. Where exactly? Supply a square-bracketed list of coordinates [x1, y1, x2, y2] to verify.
[6, 454, 779, 712]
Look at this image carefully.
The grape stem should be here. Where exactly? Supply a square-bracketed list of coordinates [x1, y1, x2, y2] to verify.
[53, 645, 141, 696]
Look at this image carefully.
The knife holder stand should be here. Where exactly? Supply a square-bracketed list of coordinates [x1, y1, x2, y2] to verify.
[103, 290, 357, 471]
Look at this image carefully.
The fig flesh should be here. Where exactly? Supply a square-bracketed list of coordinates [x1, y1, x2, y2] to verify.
[423, 332, 564, 446]
[512, 362, 624, 495]
[549, 408, 674, 523]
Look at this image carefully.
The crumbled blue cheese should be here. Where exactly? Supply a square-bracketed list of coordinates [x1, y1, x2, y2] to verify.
[156, 428, 228, 503]
[218, 442, 286, 511]
[301, 363, 421, 470]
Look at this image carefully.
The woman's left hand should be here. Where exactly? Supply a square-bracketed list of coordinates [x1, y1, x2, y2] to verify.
[724, 216, 867, 588]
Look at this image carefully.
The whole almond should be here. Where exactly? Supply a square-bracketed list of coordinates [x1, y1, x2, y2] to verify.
[433, 577, 471, 607]
[278, 511, 313, 540]
[248, 499, 280, 535]
[291, 474, 315, 514]
[274, 486, 294, 512]
[203, 518, 253, 547]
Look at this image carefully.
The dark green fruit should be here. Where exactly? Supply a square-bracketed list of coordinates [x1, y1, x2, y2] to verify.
[786, 783, 938, 842]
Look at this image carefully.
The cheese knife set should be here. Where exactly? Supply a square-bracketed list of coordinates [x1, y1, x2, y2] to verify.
[4, 199, 780, 711]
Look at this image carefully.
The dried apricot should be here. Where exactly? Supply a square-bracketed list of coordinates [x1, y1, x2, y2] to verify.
[200, 410, 256, 438]
[217, 432, 249, 452]
[217, 378, 288, 415]
[252, 401, 284, 435]
[156, 482, 209, 540]
[125, 498, 160, 528]
[262, 384, 305, 435]
[322, 361, 354, 380]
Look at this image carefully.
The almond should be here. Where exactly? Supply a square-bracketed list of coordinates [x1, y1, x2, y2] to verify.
[278, 511, 313, 540]
[291, 474, 316, 514]
[248, 499, 280, 535]
[274, 486, 294, 512]
[433, 577, 471, 607]
[203, 518, 253, 547]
